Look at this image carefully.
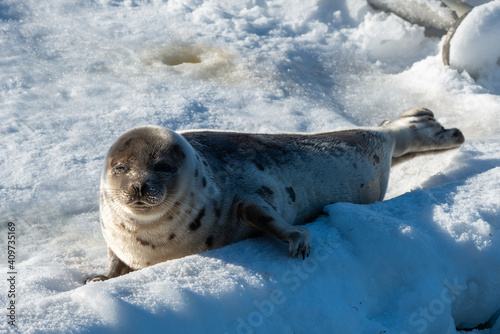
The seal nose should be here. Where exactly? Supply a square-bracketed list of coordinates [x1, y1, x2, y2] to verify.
[132, 182, 149, 197]
[451, 128, 465, 145]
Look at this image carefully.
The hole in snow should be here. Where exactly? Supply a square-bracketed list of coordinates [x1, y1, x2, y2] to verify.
[144, 44, 254, 84]
[160, 50, 202, 66]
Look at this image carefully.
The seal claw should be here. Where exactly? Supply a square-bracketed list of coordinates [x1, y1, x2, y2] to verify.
[287, 227, 312, 260]
[85, 275, 110, 284]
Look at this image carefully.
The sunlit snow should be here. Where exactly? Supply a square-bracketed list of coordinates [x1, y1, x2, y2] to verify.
[1, 0, 499, 333]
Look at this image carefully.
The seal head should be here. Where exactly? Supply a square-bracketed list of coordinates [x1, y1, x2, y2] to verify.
[102, 126, 196, 223]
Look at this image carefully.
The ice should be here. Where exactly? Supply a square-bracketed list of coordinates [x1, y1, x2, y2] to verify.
[367, 0, 456, 30]
[1, 0, 499, 333]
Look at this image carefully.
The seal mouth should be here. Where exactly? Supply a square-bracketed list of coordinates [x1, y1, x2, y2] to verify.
[121, 192, 166, 212]
[129, 201, 155, 211]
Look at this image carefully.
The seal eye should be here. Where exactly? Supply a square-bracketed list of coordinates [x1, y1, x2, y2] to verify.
[113, 165, 129, 174]
[153, 162, 176, 174]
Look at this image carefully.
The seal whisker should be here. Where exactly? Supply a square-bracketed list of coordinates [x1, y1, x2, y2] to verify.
[86, 202, 99, 214]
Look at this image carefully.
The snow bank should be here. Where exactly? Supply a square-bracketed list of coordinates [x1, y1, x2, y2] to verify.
[351, 11, 435, 70]
[449, 1, 500, 79]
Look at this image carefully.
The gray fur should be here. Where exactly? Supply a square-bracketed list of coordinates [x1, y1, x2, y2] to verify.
[86, 107, 464, 283]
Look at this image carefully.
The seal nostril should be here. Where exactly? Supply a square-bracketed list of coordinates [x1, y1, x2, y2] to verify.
[132, 184, 141, 195]
[132, 183, 150, 197]
[453, 129, 465, 144]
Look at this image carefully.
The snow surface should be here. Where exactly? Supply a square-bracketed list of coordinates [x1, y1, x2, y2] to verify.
[449, 1, 500, 79]
[1, 0, 499, 333]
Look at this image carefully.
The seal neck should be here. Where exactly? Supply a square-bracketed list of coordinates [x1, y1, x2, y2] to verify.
[170, 153, 218, 223]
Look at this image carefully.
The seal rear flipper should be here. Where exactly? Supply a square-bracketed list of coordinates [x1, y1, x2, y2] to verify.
[387, 107, 464, 165]
[238, 198, 311, 259]
[86, 248, 133, 284]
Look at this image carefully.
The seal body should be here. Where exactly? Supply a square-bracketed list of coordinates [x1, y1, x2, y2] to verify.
[87, 108, 464, 282]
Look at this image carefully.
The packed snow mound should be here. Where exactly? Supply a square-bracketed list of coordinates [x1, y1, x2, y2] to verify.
[449, 1, 500, 79]
[352, 11, 435, 69]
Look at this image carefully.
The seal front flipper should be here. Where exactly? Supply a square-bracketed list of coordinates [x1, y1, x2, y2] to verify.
[238, 198, 311, 259]
[86, 248, 133, 284]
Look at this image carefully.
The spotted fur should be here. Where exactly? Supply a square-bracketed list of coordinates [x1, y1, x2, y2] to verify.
[87, 108, 464, 283]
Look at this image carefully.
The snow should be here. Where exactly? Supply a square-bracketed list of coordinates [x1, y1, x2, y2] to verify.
[449, 1, 500, 80]
[1, 0, 499, 333]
